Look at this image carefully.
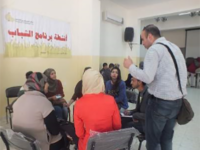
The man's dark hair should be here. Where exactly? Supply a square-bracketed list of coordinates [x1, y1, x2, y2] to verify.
[109, 63, 114, 69]
[84, 67, 91, 73]
[26, 71, 33, 79]
[103, 63, 107, 67]
[143, 24, 161, 38]
[138, 80, 146, 86]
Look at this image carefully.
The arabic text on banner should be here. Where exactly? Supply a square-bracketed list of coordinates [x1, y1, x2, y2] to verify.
[2, 9, 72, 58]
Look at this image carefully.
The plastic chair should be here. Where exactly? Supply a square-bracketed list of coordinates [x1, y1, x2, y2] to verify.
[87, 128, 139, 150]
[5, 86, 21, 128]
[0, 126, 41, 150]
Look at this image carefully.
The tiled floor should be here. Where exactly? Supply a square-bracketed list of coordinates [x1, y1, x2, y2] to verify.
[0, 87, 199, 150]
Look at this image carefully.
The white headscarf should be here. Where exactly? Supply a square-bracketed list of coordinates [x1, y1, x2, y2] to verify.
[82, 69, 105, 95]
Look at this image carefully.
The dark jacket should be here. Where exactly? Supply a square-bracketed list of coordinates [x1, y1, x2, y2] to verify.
[102, 68, 111, 84]
[130, 86, 149, 122]
[106, 80, 129, 109]
[125, 74, 132, 88]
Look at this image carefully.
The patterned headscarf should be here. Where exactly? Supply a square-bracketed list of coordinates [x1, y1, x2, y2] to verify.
[25, 72, 47, 93]
[82, 69, 105, 95]
[43, 68, 58, 93]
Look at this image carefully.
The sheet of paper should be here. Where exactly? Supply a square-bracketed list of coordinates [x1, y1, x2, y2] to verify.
[120, 113, 132, 118]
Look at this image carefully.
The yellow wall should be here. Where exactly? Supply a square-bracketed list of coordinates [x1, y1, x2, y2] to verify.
[0, 0, 101, 117]
[0, 55, 99, 117]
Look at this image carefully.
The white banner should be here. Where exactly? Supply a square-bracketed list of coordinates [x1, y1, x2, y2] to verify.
[2, 9, 72, 58]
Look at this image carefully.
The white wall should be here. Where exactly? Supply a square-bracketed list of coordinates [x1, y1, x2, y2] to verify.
[161, 29, 186, 48]
[186, 29, 200, 58]
[141, 15, 200, 32]
[100, 0, 200, 59]
[0, 0, 100, 56]
[130, 0, 200, 42]
[129, 0, 200, 58]
[100, 0, 140, 58]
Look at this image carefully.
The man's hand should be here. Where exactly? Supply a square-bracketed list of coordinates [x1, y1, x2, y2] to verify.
[123, 56, 133, 69]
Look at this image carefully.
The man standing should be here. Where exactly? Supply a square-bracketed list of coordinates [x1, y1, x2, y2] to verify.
[123, 24, 187, 150]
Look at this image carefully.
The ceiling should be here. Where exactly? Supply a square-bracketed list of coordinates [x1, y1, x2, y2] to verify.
[110, 0, 173, 9]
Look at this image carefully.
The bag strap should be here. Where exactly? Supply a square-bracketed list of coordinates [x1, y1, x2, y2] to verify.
[157, 42, 183, 95]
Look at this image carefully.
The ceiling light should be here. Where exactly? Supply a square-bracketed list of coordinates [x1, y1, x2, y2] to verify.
[179, 12, 191, 16]
[155, 17, 160, 22]
[190, 12, 196, 17]
[161, 17, 167, 22]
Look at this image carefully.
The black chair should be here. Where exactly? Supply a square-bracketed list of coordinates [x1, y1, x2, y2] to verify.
[87, 128, 139, 150]
[5, 86, 21, 128]
[0, 126, 41, 150]
[137, 134, 145, 150]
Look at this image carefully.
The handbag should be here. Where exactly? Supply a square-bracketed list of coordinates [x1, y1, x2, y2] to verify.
[157, 43, 194, 125]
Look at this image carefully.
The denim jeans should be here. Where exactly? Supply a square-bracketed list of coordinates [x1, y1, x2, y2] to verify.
[145, 96, 182, 150]
[54, 106, 68, 120]
[54, 106, 63, 119]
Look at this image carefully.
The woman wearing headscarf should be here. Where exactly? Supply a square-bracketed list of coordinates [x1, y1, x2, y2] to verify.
[12, 72, 65, 150]
[44, 68, 68, 120]
[74, 69, 121, 150]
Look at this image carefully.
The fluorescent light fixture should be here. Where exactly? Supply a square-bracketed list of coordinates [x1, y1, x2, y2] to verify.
[179, 12, 191, 16]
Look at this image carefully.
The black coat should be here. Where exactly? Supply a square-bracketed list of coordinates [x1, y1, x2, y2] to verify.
[130, 87, 150, 123]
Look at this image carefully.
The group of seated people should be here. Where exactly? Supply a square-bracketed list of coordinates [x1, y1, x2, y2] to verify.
[11, 62, 148, 150]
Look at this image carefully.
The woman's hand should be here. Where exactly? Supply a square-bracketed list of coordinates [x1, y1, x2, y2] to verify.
[63, 102, 68, 107]
[49, 96, 57, 101]
[124, 110, 130, 115]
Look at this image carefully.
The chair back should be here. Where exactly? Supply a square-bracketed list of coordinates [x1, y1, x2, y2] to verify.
[5, 86, 21, 105]
[6, 86, 21, 98]
[195, 68, 200, 74]
[87, 128, 139, 150]
[0, 126, 41, 150]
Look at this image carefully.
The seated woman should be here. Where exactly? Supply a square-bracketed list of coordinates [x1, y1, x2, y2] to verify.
[12, 72, 64, 150]
[44, 68, 68, 120]
[106, 67, 129, 112]
[74, 69, 121, 150]
[67, 67, 91, 107]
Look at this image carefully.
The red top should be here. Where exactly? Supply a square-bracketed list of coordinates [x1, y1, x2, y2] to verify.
[45, 80, 65, 98]
[74, 93, 121, 150]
